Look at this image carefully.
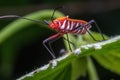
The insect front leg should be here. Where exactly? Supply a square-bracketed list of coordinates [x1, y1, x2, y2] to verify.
[43, 33, 62, 59]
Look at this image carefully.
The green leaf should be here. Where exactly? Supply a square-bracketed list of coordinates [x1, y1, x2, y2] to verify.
[93, 40, 120, 74]
[0, 10, 64, 43]
[63, 32, 108, 80]
[87, 57, 99, 80]
[71, 57, 87, 80]
[17, 35, 120, 80]
[0, 10, 64, 79]
[54, 64, 72, 80]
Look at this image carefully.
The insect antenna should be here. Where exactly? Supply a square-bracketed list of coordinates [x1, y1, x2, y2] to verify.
[0, 15, 46, 24]
[51, 6, 63, 22]
[42, 6, 64, 26]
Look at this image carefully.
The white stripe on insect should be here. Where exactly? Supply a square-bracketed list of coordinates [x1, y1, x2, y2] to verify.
[70, 21, 74, 30]
[81, 27, 85, 34]
[75, 23, 79, 28]
[60, 20, 67, 29]
[59, 21, 61, 27]
[66, 21, 70, 30]
[72, 22, 79, 32]
[76, 23, 83, 33]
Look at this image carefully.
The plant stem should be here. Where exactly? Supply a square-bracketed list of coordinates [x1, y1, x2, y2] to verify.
[87, 57, 99, 80]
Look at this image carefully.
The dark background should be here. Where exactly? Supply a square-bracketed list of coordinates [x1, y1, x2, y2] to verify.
[0, 0, 120, 80]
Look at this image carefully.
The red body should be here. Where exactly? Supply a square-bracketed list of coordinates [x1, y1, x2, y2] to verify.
[49, 16, 91, 34]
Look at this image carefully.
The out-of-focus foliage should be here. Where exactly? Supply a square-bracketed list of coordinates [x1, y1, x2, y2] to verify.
[0, 10, 64, 80]
[17, 33, 120, 80]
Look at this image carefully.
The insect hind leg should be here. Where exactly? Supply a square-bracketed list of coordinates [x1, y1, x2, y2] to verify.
[85, 20, 106, 41]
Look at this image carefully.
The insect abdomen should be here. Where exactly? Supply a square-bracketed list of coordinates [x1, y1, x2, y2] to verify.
[59, 19, 91, 34]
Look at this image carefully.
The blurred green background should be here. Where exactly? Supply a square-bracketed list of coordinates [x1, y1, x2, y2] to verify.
[0, 0, 120, 80]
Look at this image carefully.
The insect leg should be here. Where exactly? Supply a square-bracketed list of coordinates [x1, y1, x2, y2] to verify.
[62, 37, 74, 47]
[66, 34, 72, 52]
[83, 20, 105, 41]
[70, 22, 102, 41]
[88, 20, 105, 40]
[84, 28, 99, 41]
[43, 33, 62, 59]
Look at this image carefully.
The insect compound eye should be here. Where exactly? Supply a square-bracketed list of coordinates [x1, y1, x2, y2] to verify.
[55, 21, 60, 26]
[56, 21, 59, 24]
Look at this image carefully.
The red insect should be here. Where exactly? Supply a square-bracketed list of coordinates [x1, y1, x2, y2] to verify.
[49, 16, 91, 34]
[0, 7, 105, 59]
[43, 7, 105, 58]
